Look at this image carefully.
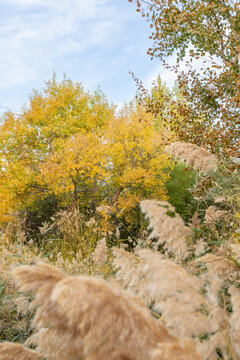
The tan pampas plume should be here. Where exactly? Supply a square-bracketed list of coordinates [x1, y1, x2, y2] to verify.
[166, 141, 218, 173]
[205, 206, 216, 228]
[191, 243, 240, 282]
[151, 339, 200, 360]
[229, 243, 240, 262]
[12, 262, 200, 360]
[191, 210, 200, 230]
[229, 286, 240, 358]
[85, 217, 96, 227]
[193, 239, 206, 257]
[191, 253, 240, 281]
[113, 248, 223, 338]
[96, 205, 113, 215]
[140, 200, 190, 260]
[14, 295, 31, 315]
[195, 331, 227, 360]
[0, 342, 42, 360]
[16, 318, 28, 331]
[13, 262, 65, 294]
[39, 221, 55, 236]
[92, 237, 107, 265]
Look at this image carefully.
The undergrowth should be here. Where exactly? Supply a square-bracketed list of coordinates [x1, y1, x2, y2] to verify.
[0, 142, 239, 360]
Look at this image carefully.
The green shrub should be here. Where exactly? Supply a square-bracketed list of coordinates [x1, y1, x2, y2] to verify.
[166, 163, 197, 220]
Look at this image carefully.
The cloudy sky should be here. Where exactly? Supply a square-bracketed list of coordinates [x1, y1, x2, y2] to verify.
[0, 0, 178, 115]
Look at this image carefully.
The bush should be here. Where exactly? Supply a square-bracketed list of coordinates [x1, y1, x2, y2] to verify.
[166, 162, 197, 221]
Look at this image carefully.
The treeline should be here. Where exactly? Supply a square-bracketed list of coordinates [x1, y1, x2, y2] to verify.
[0, 75, 181, 253]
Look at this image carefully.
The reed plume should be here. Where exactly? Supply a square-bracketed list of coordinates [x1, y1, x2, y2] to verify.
[14, 295, 31, 315]
[92, 237, 107, 265]
[191, 243, 240, 282]
[229, 286, 240, 357]
[12, 262, 200, 360]
[0, 342, 42, 360]
[204, 206, 216, 228]
[166, 141, 218, 173]
[113, 248, 223, 338]
[191, 253, 240, 280]
[140, 200, 190, 260]
[151, 339, 200, 360]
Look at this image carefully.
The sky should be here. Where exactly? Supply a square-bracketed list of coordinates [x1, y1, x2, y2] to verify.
[0, 0, 179, 115]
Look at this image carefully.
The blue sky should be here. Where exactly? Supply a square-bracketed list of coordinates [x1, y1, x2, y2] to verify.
[0, 0, 179, 115]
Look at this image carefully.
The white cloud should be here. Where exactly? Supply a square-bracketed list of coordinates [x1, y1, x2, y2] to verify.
[0, 0, 156, 111]
[0, 0, 119, 92]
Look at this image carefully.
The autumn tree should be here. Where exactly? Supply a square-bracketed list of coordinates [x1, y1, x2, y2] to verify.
[38, 102, 173, 214]
[0, 76, 173, 230]
[0, 75, 114, 224]
[105, 104, 173, 213]
[39, 131, 108, 210]
[129, 0, 240, 159]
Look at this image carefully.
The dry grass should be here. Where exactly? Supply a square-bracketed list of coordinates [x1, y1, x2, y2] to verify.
[166, 141, 218, 173]
[12, 262, 200, 360]
[140, 200, 190, 260]
[113, 248, 224, 338]
[0, 143, 239, 359]
[0, 342, 42, 360]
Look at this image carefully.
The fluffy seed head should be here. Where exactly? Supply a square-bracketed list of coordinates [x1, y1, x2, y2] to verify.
[92, 237, 107, 264]
[166, 141, 218, 173]
[113, 248, 223, 338]
[140, 200, 190, 260]
[0, 342, 42, 360]
[229, 286, 240, 358]
[12, 262, 200, 360]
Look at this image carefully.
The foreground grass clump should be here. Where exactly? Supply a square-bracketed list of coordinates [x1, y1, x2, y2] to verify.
[0, 142, 239, 359]
[0, 262, 198, 360]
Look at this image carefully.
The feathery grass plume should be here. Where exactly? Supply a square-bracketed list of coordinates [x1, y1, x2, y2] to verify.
[166, 141, 218, 173]
[151, 339, 200, 360]
[229, 243, 240, 261]
[193, 239, 206, 256]
[229, 286, 240, 358]
[13, 262, 200, 360]
[195, 331, 227, 360]
[204, 206, 216, 228]
[0, 238, 42, 283]
[215, 210, 231, 220]
[214, 196, 226, 203]
[85, 217, 96, 227]
[140, 200, 190, 260]
[16, 318, 28, 331]
[92, 237, 107, 265]
[13, 262, 65, 305]
[0, 239, 43, 343]
[191, 211, 200, 229]
[113, 248, 223, 338]
[0, 342, 42, 360]
[14, 295, 31, 315]
[191, 253, 240, 281]
[39, 221, 55, 236]
[191, 243, 240, 281]
[96, 205, 113, 215]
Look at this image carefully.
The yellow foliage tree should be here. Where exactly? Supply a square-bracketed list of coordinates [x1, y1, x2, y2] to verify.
[0, 76, 173, 228]
[106, 105, 173, 216]
[39, 131, 108, 209]
[0, 75, 114, 223]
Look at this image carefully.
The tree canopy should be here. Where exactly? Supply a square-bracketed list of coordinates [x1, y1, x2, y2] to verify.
[129, 0, 240, 159]
[0, 76, 173, 225]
